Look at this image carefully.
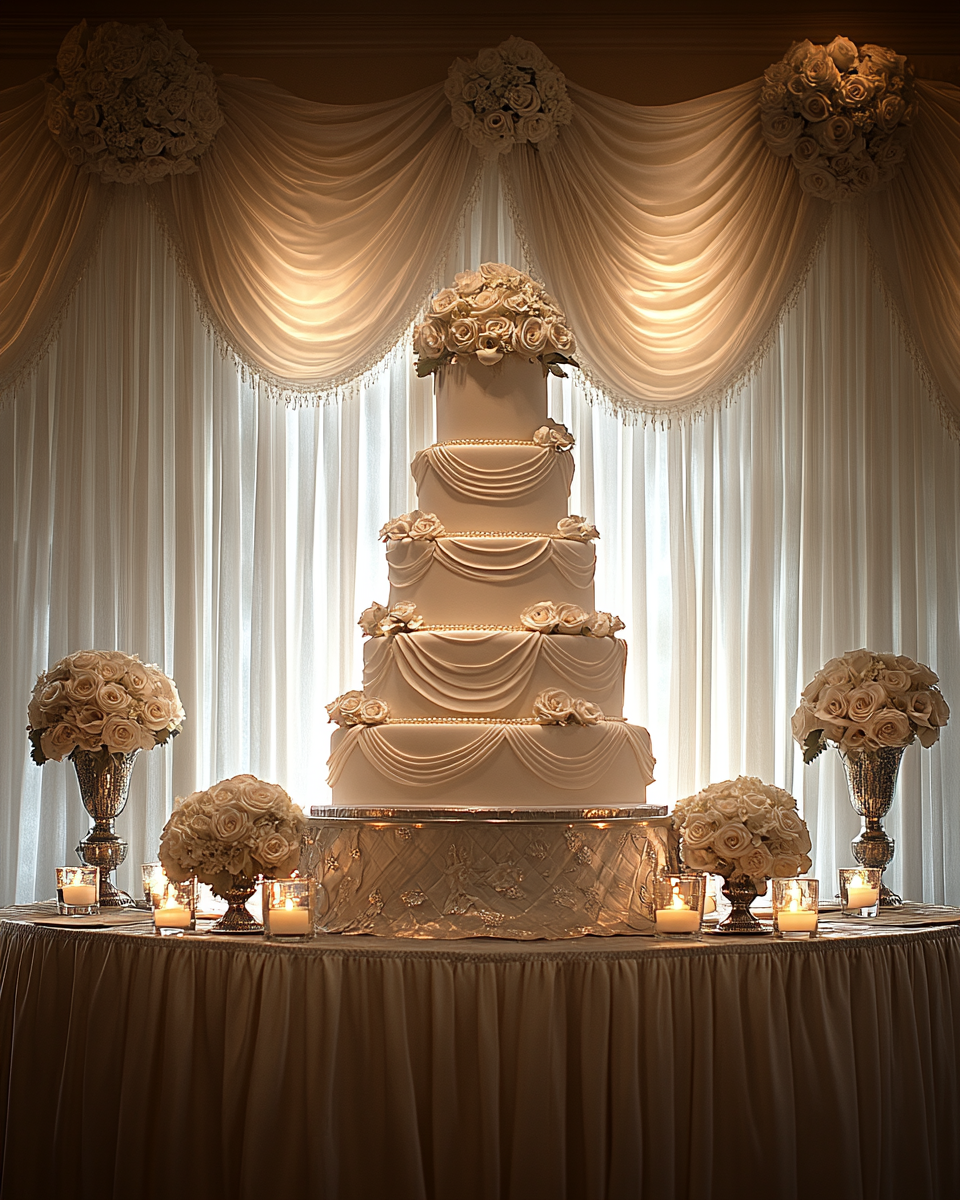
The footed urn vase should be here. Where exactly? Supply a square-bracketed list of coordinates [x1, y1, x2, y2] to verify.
[211, 875, 263, 934]
[841, 745, 905, 907]
[714, 877, 769, 935]
[71, 748, 139, 907]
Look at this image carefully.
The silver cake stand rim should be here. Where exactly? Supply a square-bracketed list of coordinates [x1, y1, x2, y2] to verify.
[308, 804, 667, 824]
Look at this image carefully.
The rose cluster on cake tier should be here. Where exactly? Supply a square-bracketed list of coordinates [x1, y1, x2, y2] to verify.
[326, 351, 655, 808]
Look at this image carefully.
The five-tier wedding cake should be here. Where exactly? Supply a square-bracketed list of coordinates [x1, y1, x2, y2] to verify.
[310, 266, 671, 937]
[325, 265, 655, 809]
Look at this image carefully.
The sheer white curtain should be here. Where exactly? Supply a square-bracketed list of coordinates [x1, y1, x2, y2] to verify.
[2, 176, 958, 906]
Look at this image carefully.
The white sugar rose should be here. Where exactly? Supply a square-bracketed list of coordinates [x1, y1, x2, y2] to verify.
[515, 316, 549, 356]
[409, 511, 444, 539]
[431, 288, 461, 318]
[475, 332, 505, 366]
[556, 515, 599, 541]
[446, 317, 481, 354]
[454, 269, 483, 295]
[381, 602, 424, 634]
[359, 697, 389, 725]
[413, 318, 447, 359]
[572, 698, 603, 726]
[521, 602, 559, 633]
[358, 602, 388, 637]
[555, 603, 589, 635]
[582, 612, 612, 638]
[533, 420, 575, 450]
[533, 688, 575, 724]
[379, 514, 413, 541]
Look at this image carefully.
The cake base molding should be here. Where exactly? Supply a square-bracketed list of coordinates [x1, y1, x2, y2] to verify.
[304, 806, 678, 940]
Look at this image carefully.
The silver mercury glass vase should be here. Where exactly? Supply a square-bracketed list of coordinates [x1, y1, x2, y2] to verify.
[840, 745, 906, 907]
[714, 877, 769, 935]
[71, 748, 139, 907]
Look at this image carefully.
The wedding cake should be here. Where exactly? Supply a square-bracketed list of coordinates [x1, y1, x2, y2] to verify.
[325, 265, 655, 810]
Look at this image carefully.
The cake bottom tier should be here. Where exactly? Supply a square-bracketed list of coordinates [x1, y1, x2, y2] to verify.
[327, 720, 655, 807]
[303, 809, 678, 939]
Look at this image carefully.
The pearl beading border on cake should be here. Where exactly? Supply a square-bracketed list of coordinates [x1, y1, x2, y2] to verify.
[438, 439, 538, 447]
[379, 716, 627, 725]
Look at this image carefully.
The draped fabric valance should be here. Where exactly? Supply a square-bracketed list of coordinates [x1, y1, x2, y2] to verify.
[1, 68, 958, 425]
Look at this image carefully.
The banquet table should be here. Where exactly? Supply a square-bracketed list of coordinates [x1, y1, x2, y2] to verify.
[1, 906, 958, 1200]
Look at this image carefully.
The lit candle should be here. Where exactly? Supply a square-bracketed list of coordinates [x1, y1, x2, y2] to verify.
[61, 871, 97, 907]
[778, 897, 817, 932]
[846, 874, 879, 910]
[269, 898, 311, 936]
[154, 894, 191, 929]
[656, 887, 700, 933]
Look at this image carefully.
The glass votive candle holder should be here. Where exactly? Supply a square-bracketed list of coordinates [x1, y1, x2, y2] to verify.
[654, 873, 704, 939]
[151, 877, 197, 936]
[702, 874, 718, 917]
[773, 877, 819, 938]
[839, 867, 881, 917]
[141, 862, 163, 907]
[56, 866, 99, 916]
[263, 877, 316, 941]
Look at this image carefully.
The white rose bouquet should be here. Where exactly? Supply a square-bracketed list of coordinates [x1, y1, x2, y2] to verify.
[159, 774, 305, 894]
[445, 35, 573, 157]
[792, 648, 950, 762]
[760, 36, 916, 200]
[673, 776, 813, 895]
[413, 263, 578, 379]
[27, 649, 184, 765]
[45, 19, 224, 184]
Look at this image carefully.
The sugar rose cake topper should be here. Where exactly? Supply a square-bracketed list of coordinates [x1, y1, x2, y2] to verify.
[414, 263, 578, 379]
[759, 36, 916, 200]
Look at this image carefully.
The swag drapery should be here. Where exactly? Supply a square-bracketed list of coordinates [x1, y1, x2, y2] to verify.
[1, 58, 959, 905]
[2, 72, 959, 425]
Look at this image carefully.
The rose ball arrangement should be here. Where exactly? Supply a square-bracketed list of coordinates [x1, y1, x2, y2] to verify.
[413, 263, 578, 379]
[760, 36, 917, 200]
[27, 649, 184, 765]
[673, 776, 812, 933]
[159, 774, 305, 898]
[792, 648, 949, 763]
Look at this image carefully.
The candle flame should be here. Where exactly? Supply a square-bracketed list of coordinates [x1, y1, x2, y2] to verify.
[670, 884, 687, 911]
[284, 897, 294, 911]
[851, 873, 864, 888]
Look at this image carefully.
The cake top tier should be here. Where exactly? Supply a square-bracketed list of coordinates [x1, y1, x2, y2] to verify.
[436, 355, 548, 442]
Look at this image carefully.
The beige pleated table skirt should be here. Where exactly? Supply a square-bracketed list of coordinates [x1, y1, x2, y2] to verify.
[1, 906, 958, 1200]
